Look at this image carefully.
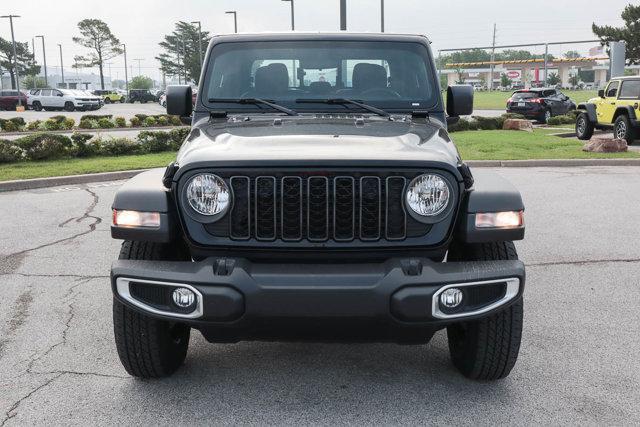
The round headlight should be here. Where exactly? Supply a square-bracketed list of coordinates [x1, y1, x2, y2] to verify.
[406, 174, 451, 217]
[185, 174, 230, 216]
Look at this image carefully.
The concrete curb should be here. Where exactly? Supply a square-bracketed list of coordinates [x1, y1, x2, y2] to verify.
[2, 158, 640, 192]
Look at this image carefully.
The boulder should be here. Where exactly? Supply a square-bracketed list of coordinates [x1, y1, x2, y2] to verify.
[582, 138, 628, 153]
[502, 119, 533, 132]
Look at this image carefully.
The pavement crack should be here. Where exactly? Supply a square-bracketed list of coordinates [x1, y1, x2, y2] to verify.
[1, 373, 63, 427]
[1, 189, 102, 272]
[527, 257, 640, 267]
[31, 370, 128, 380]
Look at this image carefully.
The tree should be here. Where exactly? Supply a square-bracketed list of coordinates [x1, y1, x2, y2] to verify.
[111, 79, 126, 89]
[21, 75, 48, 89]
[500, 73, 512, 88]
[0, 37, 40, 89]
[455, 67, 465, 84]
[568, 74, 580, 88]
[547, 72, 561, 86]
[564, 50, 582, 59]
[72, 19, 123, 90]
[156, 21, 211, 84]
[593, 4, 640, 64]
[129, 75, 154, 90]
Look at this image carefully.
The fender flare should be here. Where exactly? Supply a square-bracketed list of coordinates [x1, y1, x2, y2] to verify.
[613, 105, 638, 122]
[577, 103, 598, 123]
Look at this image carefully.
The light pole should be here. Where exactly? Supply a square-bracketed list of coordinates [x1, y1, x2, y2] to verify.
[380, 0, 384, 32]
[339, 0, 346, 31]
[282, 0, 294, 30]
[36, 35, 47, 87]
[122, 44, 129, 95]
[225, 11, 237, 33]
[1, 15, 22, 105]
[57, 43, 64, 88]
[190, 21, 203, 69]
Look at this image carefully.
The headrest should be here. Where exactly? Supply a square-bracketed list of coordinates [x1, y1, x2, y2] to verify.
[309, 81, 332, 94]
[352, 63, 387, 91]
[254, 63, 289, 95]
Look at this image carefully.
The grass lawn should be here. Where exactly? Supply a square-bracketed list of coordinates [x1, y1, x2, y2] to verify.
[472, 89, 597, 110]
[453, 129, 640, 160]
[0, 152, 176, 182]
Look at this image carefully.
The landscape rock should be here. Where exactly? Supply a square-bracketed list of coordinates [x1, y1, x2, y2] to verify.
[582, 138, 628, 153]
[502, 119, 533, 132]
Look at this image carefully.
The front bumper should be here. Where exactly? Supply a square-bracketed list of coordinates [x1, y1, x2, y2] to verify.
[111, 257, 525, 342]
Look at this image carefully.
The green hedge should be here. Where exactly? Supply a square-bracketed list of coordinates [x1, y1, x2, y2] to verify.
[1, 114, 185, 133]
[448, 113, 527, 133]
[0, 128, 191, 163]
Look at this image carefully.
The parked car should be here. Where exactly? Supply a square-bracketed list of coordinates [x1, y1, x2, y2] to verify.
[576, 76, 640, 144]
[110, 33, 526, 381]
[0, 89, 28, 111]
[92, 89, 125, 104]
[506, 88, 576, 123]
[28, 88, 102, 112]
[128, 89, 157, 103]
[159, 93, 167, 108]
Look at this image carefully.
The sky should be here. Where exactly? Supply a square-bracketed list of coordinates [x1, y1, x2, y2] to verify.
[0, 0, 633, 81]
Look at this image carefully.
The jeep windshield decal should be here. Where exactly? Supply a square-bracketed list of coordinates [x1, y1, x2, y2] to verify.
[202, 40, 439, 113]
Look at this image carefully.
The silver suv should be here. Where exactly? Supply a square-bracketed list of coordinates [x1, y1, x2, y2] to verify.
[27, 89, 101, 112]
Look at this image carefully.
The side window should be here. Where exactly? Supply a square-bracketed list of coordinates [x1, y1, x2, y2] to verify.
[40, 89, 51, 96]
[51, 90, 61, 96]
[618, 80, 640, 99]
[606, 81, 619, 98]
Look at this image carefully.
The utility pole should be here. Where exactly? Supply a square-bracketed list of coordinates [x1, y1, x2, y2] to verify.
[133, 58, 144, 76]
[106, 62, 112, 87]
[282, 0, 294, 30]
[543, 43, 549, 85]
[380, 0, 384, 32]
[225, 11, 238, 33]
[57, 43, 64, 88]
[489, 23, 496, 91]
[191, 21, 203, 70]
[181, 39, 187, 83]
[340, 0, 347, 31]
[36, 35, 47, 87]
[1, 15, 22, 105]
[122, 44, 129, 95]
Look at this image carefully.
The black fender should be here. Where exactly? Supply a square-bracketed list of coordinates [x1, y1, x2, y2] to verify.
[613, 105, 638, 123]
[577, 103, 598, 123]
[111, 168, 177, 243]
[457, 169, 525, 243]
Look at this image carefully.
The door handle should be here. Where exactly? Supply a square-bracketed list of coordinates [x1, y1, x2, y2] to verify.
[610, 102, 616, 105]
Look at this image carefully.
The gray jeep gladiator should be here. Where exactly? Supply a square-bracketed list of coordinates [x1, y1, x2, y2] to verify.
[110, 33, 526, 380]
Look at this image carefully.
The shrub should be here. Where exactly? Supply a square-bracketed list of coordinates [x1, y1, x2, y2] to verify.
[129, 117, 141, 127]
[168, 127, 190, 149]
[70, 133, 97, 157]
[547, 115, 575, 126]
[42, 119, 62, 131]
[14, 133, 72, 160]
[472, 116, 501, 131]
[97, 118, 115, 128]
[79, 119, 99, 129]
[63, 118, 75, 130]
[142, 116, 157, 127]
[137, 131, 170, 152]
[114, 116, 127, 128]
[0, 140, 24, 163]
[49, 115, 67, 124]
[566, 109, 581, 120]
[0, 120, 19, 132]
[169, 115, 182, 126]
[98, 138, 140, 156]
[80, 114, 112, 122]
[134, 114, 148, 121]
[156, 116, 169, 126]
[26, 120, 42, 131]
[502, 113, 526, 120]
[447, 117, 470, 133]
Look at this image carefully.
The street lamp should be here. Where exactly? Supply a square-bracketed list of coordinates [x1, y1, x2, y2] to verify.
[190, 21, 203, 69]
[380, 0, 384, 32]
[36, 35, 47, 87]
[57, 43, 64, 87]
[122, 44, 129, 95]
[282, 0, 294, 31]
[1, 15, 22, 106]
[225, 11, 238, 33]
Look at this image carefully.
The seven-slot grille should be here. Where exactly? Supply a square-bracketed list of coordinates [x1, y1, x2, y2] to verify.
[209, 173, 421, 243]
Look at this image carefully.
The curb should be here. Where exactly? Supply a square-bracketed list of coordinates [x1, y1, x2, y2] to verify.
[0, 169, 147, 192]
[2, 158, 640, 192]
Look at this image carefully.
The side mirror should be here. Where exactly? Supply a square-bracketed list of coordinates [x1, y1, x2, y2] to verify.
[598, 89, 605, 98]
[446, 85, 473, 117]
[166, 85, 193, 118]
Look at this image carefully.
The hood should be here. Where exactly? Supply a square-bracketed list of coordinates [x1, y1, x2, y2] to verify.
[175, 115, 461, 174]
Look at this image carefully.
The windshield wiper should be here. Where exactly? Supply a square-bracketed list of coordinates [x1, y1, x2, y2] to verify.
[295, 98, 390, 117]
[208, 98, 299, 116]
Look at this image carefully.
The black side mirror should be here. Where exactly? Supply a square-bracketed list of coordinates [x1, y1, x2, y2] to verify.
[598, 89, 605, 98]
[166, 85, 193, 119]
[446, 85, 473, 117]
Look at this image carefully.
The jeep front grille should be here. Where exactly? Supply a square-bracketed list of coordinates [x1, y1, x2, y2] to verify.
[202, 172, 432, 243]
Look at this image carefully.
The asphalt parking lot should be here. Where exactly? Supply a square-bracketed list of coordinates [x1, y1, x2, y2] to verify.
[1, 166, 639, 425]
[0, 102, 166, 121]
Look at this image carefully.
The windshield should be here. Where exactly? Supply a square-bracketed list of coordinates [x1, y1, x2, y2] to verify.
[203, 40, 438, 113]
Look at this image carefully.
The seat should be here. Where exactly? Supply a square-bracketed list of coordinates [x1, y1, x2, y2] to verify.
[308, 81, 333, 95]
[337, 63, 388, 97]
[253, 63, 290, 97]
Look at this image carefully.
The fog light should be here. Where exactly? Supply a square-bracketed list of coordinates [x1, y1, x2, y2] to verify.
[440, 288, 463, 308]
[172, 288, 196, 308]
[112, 209, 161, 228]
[475, 211, 523, 228]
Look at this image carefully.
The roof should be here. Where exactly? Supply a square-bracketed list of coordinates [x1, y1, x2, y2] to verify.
[210, 32, 430, 44]
[610, 75, 640, 80]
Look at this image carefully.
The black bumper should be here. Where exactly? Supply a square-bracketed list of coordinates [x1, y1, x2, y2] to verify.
[506, 106, 544, 118]
[111, 257, 525, 343]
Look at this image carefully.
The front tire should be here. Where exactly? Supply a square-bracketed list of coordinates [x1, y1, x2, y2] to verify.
[32, 101, 42, 111]
[614, 115, 637, 145]
[64, 102, 75, 112]
[539, 109, 551, 124]
[446, 241, 523, 380]
[113, 241, 191, 378]
[104, 98, 111, 104]
[576, 112, 594, 140]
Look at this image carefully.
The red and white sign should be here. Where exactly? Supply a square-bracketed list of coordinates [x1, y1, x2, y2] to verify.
[506, 70, 521, 79]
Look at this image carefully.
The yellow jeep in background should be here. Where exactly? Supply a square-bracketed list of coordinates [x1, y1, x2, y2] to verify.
[92, 89, 125, 104]
[575, 76, 640, 144]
